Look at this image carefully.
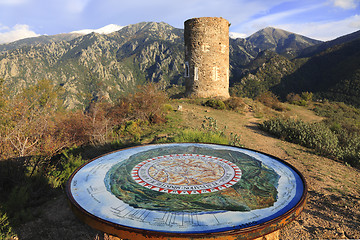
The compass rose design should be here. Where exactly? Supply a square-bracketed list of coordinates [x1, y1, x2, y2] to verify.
[131, 154, 242, 194]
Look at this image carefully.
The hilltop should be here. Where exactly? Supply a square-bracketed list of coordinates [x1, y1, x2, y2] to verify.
[8, 99, 360, 239]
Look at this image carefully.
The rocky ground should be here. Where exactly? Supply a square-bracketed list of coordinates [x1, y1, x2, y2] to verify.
[13, 101, 360, 239]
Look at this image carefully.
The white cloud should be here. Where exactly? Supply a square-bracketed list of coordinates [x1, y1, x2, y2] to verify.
[0, 24, 40, 44]
[0, 24, 10, 31]
[232, 3, 326, 37]
[331, 0, 360, 9]
[246, 3, 325, 29]
[275, 14, 360, 41]
[229, 32, 247, 39]
[71, 24, 124, 35]
[349, 14, 360, 27]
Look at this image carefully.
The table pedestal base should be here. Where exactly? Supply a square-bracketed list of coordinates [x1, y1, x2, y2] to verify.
[104, 230, 280, 240]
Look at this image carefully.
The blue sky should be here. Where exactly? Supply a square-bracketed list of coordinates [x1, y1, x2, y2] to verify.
[0, 0, 359, 44]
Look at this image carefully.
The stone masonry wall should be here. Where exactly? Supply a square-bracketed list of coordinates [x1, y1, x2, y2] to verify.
[184, 17, 230, 99]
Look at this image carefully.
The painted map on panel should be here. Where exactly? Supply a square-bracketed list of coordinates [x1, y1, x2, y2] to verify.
[105, 145, 280, 212]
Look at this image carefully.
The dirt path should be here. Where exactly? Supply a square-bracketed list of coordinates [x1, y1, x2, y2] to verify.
[14, 102, 360, 239]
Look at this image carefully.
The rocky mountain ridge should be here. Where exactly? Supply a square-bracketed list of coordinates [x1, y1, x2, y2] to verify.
[299, 29, 360, 58]
[246, 27, 322, 55]
[0, 22, 184, 108]
[1, 21, 359, 108]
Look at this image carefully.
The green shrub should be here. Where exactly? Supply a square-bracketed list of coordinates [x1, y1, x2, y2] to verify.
[229, 132, 243, 147]
[203, 99, 226, 110]
[6, 186, 29, 212]
[260, 118, 339, 157]
[0, 209, 15, 239]
[163, 104, 173, 112]
[336, 131, 360, 167]
[301, 92, 313, 102]
[286, 92, 313, 106]
[311, 101, 360, 167]
[47, 151, 85, 188]
[201, 116, 224, 133]
[260, 117, 360, 167]
[156, 116, 241, 146]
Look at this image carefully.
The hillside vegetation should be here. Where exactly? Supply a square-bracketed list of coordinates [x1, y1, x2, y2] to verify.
[232, 34, 360, 107]
[275, 38, 360, 106]
[0, 81, 359, 239]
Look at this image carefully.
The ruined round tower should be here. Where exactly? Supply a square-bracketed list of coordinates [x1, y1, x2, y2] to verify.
[184, 17, 230, 99]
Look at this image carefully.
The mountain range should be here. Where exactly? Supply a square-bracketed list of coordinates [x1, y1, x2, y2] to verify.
[0, 21, 359, 108]
[234, 28, 360, 106]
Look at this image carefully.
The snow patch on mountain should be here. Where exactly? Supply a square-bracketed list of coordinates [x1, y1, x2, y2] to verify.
[71, 24, 124, 35]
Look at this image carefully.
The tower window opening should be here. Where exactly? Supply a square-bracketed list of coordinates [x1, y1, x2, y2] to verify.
[185, 62, 190, 77]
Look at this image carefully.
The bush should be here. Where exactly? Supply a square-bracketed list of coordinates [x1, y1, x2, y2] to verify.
[301, 92, 313, 102]
[109, 83, 168, 125]
[336, 131, 360, 167]
[311, 101, 360, 167]
[286, 92, 313, 106]
[224, 97, 245, 112]
[256, 91, 286, 111]
[260, 117, 360, 167]
[5, 185, 31, 222]
[115, 120, 148, 143]
[0, 81, 175, 234]
[0, 209, 14, 239]
[163, 104, 173, 112]
[203, 99, 226, 110]
[47, 151, 85, 188]
[260, 118, 338, 157]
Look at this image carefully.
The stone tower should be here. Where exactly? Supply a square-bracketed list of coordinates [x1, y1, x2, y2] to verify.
[184, 17, 230, 99]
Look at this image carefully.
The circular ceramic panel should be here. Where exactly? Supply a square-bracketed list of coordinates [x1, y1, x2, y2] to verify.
[67, 143, 307, 239]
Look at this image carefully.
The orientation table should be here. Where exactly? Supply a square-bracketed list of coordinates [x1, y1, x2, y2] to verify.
[67, 143, 307, 240]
